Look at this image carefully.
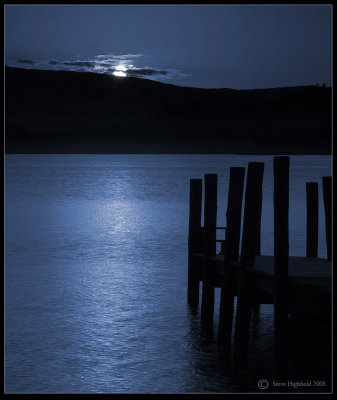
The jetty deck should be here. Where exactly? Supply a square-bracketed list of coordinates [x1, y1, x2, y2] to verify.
[191, 253, 331, 291]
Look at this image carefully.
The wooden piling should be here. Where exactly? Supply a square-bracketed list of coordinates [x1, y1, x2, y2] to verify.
[188, 179, 203, 306]
[306, 182, 318, 258]
[240, 162, 265, 267]
[255, 172, 263, 256]
[273, 156, 290, 380]
[201, 174, 217, 323]
[322, 176, 331, 261]
[234, 162, 264, 368]
[218, 167, 245, 350]
[225, 167, 246, 262]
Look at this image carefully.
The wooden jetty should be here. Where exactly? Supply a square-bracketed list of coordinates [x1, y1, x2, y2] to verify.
[187, 156, 332, 379]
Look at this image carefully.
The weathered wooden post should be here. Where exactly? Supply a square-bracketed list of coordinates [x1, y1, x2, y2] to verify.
[188, 179, 203, 307]
[240, 162, 265, 267]
[218, 167, 245, 351]
[306, 182, 318, 258]
[201, 174, 217, 323]
[322, 176, 332, 261]
[273, 156, 290, 380]
[234, 162, 264, 368]
[255, 173, 263, 256]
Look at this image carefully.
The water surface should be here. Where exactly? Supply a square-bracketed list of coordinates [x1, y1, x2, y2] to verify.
[5, 154, 331, 393]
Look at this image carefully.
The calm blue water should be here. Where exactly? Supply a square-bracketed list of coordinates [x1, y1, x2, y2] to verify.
[5, 154, 331, 393]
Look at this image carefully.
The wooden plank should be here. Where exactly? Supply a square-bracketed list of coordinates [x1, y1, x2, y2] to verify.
[249, 256, 331, 278]
[193, 253, 331, 296]
[194, 253, 331, 279]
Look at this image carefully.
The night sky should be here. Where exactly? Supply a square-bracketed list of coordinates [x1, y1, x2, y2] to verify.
[5, 4, 332, 89]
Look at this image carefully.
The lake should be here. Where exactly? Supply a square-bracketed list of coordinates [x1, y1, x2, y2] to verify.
[5, 154, 331, 393]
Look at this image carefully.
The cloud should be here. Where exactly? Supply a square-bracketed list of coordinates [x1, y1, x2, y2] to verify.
[6, 54, 191, 85]
[95, 53, 143, 60]
[127, 68, 168, 76]
[63, 61, 96, 68]
[17, 59, 35, 64]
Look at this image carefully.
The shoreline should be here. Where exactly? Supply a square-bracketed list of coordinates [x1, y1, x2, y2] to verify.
[5, 67, 332, 156]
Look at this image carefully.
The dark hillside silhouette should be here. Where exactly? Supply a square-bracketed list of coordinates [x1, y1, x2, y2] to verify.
[5, 67, 331, 154]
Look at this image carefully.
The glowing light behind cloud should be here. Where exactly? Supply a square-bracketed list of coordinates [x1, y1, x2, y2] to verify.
[113, 70, 127, 77]
[116, 65, 127, 71]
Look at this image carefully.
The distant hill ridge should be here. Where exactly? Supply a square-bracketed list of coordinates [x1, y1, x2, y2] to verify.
[5, 67, 331, 154]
